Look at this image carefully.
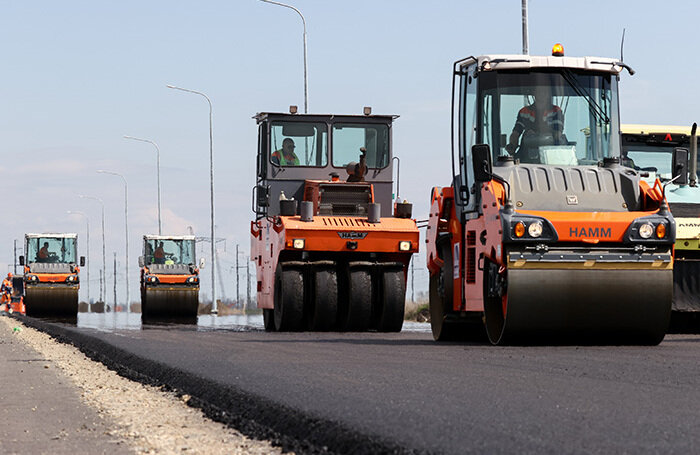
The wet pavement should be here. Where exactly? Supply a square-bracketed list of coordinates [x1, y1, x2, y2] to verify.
[73, 310, 431, 333]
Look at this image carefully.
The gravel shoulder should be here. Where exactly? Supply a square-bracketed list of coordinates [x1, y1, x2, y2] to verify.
[0, 315, 282, 455]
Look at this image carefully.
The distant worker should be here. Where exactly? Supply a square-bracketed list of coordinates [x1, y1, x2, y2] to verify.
[272, 138, 300, 166]
[505, 85, 565, 158]
[1, 273, 12, 306]
[153, 242, 166, 264]
[37, 242, 50, 262]
[347, 147, 368, 182]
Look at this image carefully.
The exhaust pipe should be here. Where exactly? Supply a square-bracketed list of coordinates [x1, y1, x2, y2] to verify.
[690, 122, 697, 187]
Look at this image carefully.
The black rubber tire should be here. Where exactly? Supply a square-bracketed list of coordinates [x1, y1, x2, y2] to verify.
[430, 239, 462, 341]
[375, 269, 406, 332]
[340, 268, 372, 331]
[308, 268, 338, 331]
[263, 308, 275, 331]
[273, 264, 304, 332]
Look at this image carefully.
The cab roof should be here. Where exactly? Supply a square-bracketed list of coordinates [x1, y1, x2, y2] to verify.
[254, 112, 398, 125]
[25, 233, 77, 239]
[459, 54, 626, 75]
[621, 124, 696, 135]
[143, 234, 196, 241]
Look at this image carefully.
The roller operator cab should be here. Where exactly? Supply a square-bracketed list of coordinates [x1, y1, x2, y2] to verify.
[427, 46, 676, 345]
[621, 124, 700, 324]
[139, 235, 200, 322]
[251, 111, 419, 332]
[20, 233, 84, 317]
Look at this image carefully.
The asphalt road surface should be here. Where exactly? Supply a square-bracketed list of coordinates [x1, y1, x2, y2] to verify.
[18, 316, 700, 454]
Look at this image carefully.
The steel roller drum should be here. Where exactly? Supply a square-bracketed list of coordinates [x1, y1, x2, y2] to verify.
[485, 259, 673, 346]
[142, 286, 199, 321]
[24, 285, 79, 317]
[672, 259, 700, 312]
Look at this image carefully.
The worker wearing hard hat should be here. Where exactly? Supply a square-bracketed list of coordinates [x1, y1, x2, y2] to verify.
[154, 242, 166, 264]
[272, 138, 300, 166]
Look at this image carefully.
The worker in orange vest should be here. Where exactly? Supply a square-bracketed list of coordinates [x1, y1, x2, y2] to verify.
[1, 273, 13, 309]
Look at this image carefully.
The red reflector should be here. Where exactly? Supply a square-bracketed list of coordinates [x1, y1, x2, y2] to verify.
[665, 133, 673, 141]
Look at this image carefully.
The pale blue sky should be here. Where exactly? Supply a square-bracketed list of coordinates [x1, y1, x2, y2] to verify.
[1, 1, 698, 303]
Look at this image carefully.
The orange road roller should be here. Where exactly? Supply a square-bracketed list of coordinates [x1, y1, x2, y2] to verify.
[426, 45, 676, 345]
[139, 235, 201, 322]
[251, 109, 419, 332]
[20, 233, 84, 317]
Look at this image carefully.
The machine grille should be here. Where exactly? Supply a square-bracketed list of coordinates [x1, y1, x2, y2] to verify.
[319, 184, 371, 216]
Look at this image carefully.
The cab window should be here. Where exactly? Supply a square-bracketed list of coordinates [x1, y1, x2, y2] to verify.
[332, 123, 390, 169]
[270, 121, 328, 167]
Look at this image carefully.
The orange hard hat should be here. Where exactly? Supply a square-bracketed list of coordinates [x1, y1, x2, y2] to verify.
[6, 273, 12, 278]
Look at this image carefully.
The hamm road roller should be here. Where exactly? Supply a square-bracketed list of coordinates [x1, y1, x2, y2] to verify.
[139, 235, 201, 322]
[621, 123, 700, 329]
[251, 109, 419, 332]
[426, 45, 677, 345]
[20, 233, 84, 317]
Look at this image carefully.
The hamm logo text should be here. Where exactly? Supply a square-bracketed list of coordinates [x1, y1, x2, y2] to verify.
[569, 227, 611, 238]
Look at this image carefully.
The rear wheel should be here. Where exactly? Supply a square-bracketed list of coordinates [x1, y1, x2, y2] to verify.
[263, 308, 275, 331]
[375, 269, 405, 332]
[430, 239, 460, 341]
[308, 268, 338, 331]
[273, 264, 304, 331]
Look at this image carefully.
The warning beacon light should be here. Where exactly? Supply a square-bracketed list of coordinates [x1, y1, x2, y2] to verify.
[552, 43, 564, 57]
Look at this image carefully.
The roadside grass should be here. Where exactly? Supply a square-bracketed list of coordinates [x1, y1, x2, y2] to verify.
[404, 299, 430, 322]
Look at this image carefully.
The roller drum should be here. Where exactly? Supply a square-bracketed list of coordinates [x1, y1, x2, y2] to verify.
[672, 259, 700, 312]
[487, 268, 672, 345]
[142, 286, 199, 322]
[24, 285, 78, 318]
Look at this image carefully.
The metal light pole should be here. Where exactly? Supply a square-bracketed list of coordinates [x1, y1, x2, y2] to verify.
[67, 211, 90, 303]
[521, 0, 529, 55]
[166, 84, 217, 314]
[259, 0, 309, 113]
[97, 170, 130, 311]
[79, 195, 106, 303]
[124, 136, 162, 235]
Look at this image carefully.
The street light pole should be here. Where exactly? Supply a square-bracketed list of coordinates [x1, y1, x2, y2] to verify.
[166, 84, 217, 314]
[67, 211, 89, 304]
[97, 170, 130, 311]
[259, 0, 309, 113]
[79, 194, 106, 303]
[123, 136, 162, 235]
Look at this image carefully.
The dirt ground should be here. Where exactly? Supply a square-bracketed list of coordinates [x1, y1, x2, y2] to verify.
[0, 316, 283, 454]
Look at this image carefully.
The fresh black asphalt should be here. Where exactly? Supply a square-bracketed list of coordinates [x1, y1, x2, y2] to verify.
[16, 315, 700, 454]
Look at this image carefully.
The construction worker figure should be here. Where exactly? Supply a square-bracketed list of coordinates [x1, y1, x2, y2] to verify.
[37, 242, 50, 262]
[1, 273, 13, 308]
[506, 85, 565, 162]
[153, 242, 166, 264]
[271, 138, 300, 166]
[347, 147, 368, 182]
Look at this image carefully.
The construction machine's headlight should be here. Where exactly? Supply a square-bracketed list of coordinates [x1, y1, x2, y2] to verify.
[292, 238, 305, 249]
[186, 276, 199, 285]
[27, 275, 39, 282]
[399, 241, 412, 252]
[527, 221, 543, 238]
[656, 223, 667, 239]
[639, 223, 654, 239]
[147, 276, 159, 284]
[65, 275, 79, 283]
[514, 221, 526, 238]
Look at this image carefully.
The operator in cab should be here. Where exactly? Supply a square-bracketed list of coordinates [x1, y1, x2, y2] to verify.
[272, 138, 300, 166]
[505, 85, 565, 161]
[37, 242, 51, 262]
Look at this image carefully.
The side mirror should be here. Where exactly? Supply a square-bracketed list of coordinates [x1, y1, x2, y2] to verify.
[472, 144, 493, 183]
[672, 147, 689, 186]
[257, 184, 270, 208]
[138, 256, 145, 268]
[80, 256, 86, 267]
[199, 258, 206, 269]
[18, 256, 24, 266]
